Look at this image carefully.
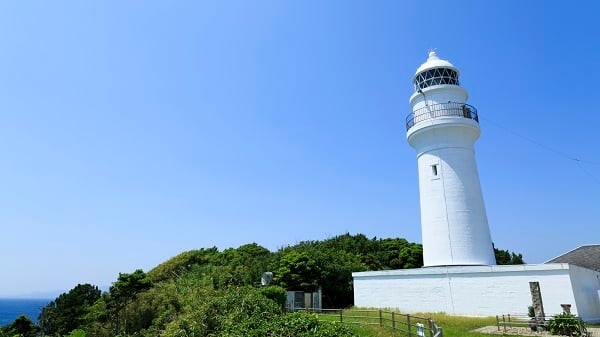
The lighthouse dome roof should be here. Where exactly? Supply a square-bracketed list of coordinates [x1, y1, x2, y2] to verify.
[414, 51, 459, 76]
[413, 51, 461, 91]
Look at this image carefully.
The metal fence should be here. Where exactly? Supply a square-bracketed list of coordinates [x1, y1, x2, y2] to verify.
[289, 308, 443, 337]
[405, 102, 479, 131]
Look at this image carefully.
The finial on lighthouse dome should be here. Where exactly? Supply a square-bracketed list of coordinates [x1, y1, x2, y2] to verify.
[413, 51, 461, 90]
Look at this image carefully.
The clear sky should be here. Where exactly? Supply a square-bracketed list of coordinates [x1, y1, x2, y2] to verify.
[0, 1, 598, 297]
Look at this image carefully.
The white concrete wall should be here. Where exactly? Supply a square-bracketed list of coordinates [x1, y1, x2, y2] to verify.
[353, 264, 600, 322]
[568, 265, 600, 322]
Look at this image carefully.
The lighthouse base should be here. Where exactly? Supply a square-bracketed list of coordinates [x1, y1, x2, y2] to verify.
[352, 264, 600, 323]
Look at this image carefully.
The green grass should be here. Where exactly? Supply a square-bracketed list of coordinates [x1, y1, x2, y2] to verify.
[423, 313, 499, 337]
[318, 309, 530, 337]
[347, 324, 393, 337]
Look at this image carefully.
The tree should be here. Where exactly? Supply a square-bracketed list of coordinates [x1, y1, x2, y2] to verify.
[210, 243, 274, 288]
[274, 234, 425, 307]
[494, 245, 525, 265]
[3, 315, 38, 337]
[107, 269, 153, 335]
[315, 249, 364, 308]
[38, 283, 101, 336]
[397, 243, 424, 269]
[275, 251, 322, 291]
[109, 269, 152, 305]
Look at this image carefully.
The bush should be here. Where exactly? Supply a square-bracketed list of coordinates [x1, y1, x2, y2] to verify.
[65, 329, 86, 337]
[547, 312, 583, 336]
[229, 311, 356, 337]
[259, 285, 287, 309]
[161, 289, 356, 337]
[161, 286, 282, 337]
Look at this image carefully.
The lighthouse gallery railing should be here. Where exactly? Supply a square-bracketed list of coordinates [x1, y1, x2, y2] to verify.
[406, 102, 479, 131]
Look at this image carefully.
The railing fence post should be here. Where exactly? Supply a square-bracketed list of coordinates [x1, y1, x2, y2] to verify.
[429, 319, 435, 337]
[379, 309, 383, 327]
[496, 315, 499, 331]
[392, 312, 396, 334]
[339, 309, 343, 323]
[407, 314, 412, 337]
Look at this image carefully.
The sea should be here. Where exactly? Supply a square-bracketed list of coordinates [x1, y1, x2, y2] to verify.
[0, 298, 51, 326]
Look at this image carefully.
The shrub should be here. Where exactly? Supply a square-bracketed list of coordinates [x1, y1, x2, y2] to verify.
[259, 285, 287, 309]
[161, 286, 282, 337]
[547, 312, 583, 336]
[245, 311, 356, 337]
[65, 329, 86, 337]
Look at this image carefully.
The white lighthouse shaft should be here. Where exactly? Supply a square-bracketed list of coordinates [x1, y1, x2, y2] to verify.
[406, 52, 496, 266]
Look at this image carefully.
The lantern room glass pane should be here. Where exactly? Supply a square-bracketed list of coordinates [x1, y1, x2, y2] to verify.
[414, 67, 459, 90]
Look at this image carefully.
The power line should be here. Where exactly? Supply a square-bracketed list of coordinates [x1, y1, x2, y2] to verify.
[575, 161, 600, 184]
[480, 116, 600, 165]
[480, 116, 600, 183]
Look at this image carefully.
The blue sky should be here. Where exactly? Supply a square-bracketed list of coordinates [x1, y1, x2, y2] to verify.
[0, 1, 598, 297]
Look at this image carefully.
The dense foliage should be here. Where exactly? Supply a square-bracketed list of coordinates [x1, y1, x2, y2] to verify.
[494, 245, 525, 265]
[1, 315, 38, 337]
[1, 233, 524, 337]
[38, 284, 101, 336]
[547, 312, 584, 336]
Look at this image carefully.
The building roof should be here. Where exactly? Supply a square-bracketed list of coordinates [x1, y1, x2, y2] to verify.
[546, 245, 600, 271]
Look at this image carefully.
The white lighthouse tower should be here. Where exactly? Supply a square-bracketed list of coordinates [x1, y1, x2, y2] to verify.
[406, 51, 495, 266]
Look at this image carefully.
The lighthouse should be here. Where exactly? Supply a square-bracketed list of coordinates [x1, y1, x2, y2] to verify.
[352, 52, 600, 321]
[406, 51, 496, 266]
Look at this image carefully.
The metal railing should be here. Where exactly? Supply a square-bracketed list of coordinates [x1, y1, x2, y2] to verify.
[496, 314, 589, 337]
[406, 102, 479, 131]
[289, 308, 443, 337]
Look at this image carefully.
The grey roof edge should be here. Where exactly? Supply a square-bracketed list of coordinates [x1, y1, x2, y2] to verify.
[545, 244, 600, 263]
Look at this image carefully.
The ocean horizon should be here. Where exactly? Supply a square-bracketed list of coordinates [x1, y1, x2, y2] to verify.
[0, 298, 51, 326]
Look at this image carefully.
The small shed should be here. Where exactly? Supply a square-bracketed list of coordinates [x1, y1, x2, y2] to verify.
[286, 287, 322, 311]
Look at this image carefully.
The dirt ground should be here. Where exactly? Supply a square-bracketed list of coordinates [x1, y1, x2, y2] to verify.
[472, 326, 600, 336]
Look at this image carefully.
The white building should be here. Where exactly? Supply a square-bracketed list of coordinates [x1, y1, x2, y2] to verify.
[352, 52, 600, 322]
[354, 264, 600, 322]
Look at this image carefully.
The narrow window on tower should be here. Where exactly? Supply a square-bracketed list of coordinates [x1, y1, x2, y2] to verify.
[431, 164, 439, 177]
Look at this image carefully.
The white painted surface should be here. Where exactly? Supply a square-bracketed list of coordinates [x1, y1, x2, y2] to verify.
[352, 264, 600, 323]
[568, 265, 600, 322]
[409, 85, 468, 109]
[407, 52, 495, 266]
[413, 51, 460, 79]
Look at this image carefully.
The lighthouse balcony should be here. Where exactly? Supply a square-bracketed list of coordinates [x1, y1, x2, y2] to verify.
[406, 102, 479, 131]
